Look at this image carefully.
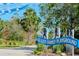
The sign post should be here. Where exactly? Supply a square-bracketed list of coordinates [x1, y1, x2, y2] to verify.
[71, 29, 74, 56]
[66, 29, 74, 56]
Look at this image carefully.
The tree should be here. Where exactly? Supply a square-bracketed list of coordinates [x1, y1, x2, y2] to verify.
[20, 8, 41, 44]
[61, 4, 79, 55]
[0, 19, 5, 38]
[40, 3, 64, 54]
[8, 16, 25, 41]
[40, 3, 79, 55]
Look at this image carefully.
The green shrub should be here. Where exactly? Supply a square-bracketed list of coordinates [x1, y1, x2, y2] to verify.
[8, 42, 12, 45]
[53, 45, 64, 55]
[33, 44, 45, 55]
[33, 50, 42, 55]
[37, 44, 45, 51]
[13, 42, 16, 45]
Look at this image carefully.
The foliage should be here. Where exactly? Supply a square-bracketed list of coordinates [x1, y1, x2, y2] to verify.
[0, 7, 42, 47]
[20, 8, 41, 44]
[48, 31, 53, 39]
[40, 3, 79, 54]
[53, 45, 64, 54]
[33, 44, 45, 55]
[21, 8, 41, 32]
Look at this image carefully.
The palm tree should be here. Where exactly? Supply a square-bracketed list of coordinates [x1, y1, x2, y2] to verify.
[20, 8, 41, 44]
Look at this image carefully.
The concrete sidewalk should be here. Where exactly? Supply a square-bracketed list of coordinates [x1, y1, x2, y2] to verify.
[0, 45, 37, 56]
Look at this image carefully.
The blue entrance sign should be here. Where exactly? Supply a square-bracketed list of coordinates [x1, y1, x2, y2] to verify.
[36, 36, 79, 48]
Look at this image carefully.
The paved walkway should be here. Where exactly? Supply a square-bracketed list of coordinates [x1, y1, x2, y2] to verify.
[0, 45, 37, 56]
[0, 45, 79, 56]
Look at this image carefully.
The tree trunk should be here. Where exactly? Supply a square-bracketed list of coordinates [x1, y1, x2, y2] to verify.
[27, 31, 30, 44]
[55, 27, 60, 38]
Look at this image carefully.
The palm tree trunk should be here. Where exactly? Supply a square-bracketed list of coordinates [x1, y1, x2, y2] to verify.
[27, 32, 29, 44]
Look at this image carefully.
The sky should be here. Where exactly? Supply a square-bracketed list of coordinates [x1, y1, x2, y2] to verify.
[0, 3, 40, 20]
